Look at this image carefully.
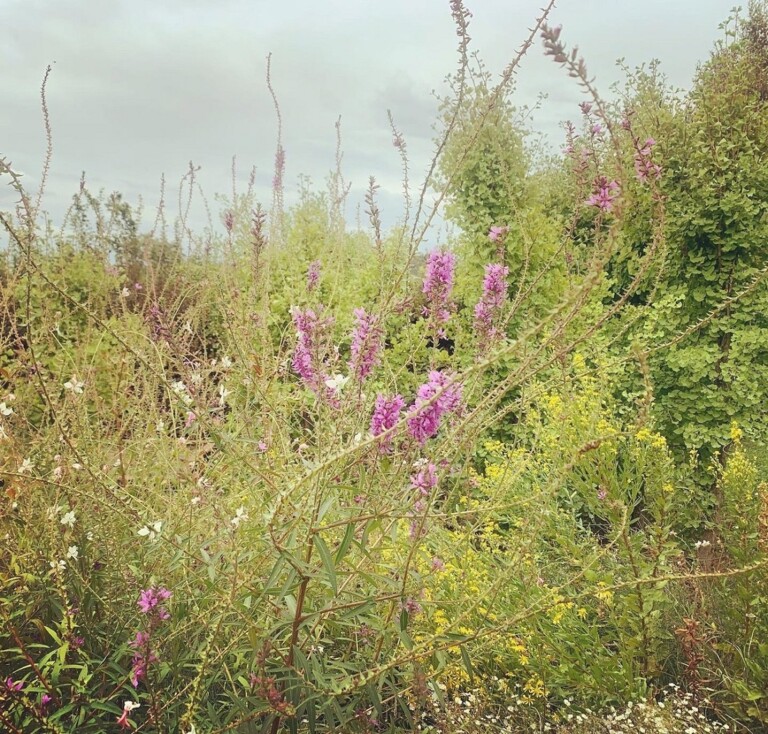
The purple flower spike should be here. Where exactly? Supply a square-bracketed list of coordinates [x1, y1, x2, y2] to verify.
[348, 308, 383, 382]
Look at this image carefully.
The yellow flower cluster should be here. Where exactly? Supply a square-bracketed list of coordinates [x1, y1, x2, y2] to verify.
[635, 427, 667, 450]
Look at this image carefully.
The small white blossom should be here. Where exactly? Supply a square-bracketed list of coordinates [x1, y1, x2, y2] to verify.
[220, 355, 233, 369]
[171, 380, 193, 405]
[121, 286, 131, 297]
[218, 383, 231, 406]
[64, 376, 85, 394]
[230, 506, 248, 528]
[155, 420, 166, 433]
[50, 559, 67, 572]
[0, 402, 13, 416]
[19, 458, 34, 474]
[71, 462, 83, 471]
[66, 545, 79, 560]
[137, 520, 163, 541]
[123, 701, 140, 712]
[324, 373, 349, 392]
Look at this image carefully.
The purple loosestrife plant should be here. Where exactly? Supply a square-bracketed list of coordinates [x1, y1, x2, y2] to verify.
[634, 137, 662, 183]
[129, 586, 171, 687]
[422, 250, 456, 336]
[406, 371, 462, 445]
[474, 263, 510, 346]
[370, 394, 405, 452]
[291, 307, 331, 392]
[306, 259, 321, 291]
[586, 176, 620, 212]
[348, 308, 383, 382]
[130, 630, 158, 687]
[137, 586, 171, 620]
[488, 225, 509, 243]
[410, 461, 438, 496]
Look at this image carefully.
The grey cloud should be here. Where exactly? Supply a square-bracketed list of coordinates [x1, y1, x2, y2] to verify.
[1, 0, 730, 233]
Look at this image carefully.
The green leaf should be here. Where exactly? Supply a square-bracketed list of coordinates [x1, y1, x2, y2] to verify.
[313, 534, 337, 594]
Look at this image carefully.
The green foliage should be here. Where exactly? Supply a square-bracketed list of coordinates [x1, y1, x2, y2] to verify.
[4, 5, 768, 733]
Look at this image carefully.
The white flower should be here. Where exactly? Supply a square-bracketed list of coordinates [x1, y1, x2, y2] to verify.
[66, 545, 79, 560]
[60, 510, 76, 527]
[324, 373, 349, 391]
[50, 559, 67, 572]
[64, 376, 85, 394]
[218, 383, 231, 406]
[86, 531, 94, 541]
[0, 401, 13, 416]
[230, 506, 248, 528]
[171, 381, 193, 405]
[19, 458, 34, 474]
[121, 286, 131, 298]
[138, 520, 163, 541]
[123, 701, 141, 712]
[190, 496, 201, 506]
[71, 462, 83, 471]
[220, 355, 233, 369]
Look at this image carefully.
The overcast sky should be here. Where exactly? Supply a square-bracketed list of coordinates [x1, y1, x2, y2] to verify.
[1, 0, 731, 238]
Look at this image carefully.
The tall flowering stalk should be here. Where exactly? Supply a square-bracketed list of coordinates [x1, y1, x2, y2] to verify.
[292, 306, 342, 406]
[348, 308, 383, 382]
[633, 137, 662, 183]
[130, 586, 171, 687]
[422, 250, 456, 336]
[407, 371, 462, 445]
[306, 260, 321, 292]
[292, 307, 329, 391]
[409, 461, 439, 539]
[370, 394, 405, 452]
[586, 176, 620, 213]
[474, 263, 510, 346]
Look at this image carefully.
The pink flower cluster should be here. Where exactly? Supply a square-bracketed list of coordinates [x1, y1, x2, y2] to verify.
[488, 225, 509, 243]
[474, 263, 509, 344]
[137, 586, 171, 619]
[406, 371, 462, 445]
[370, 394, 405, 451]
[422, 250, 456, 334]
[634, 137, 662, 182]
[130, 630, 158, 687]
[411, 461, 439, 518]
[130, 586, 171, 687]
[586, 176, 621, 213]
[306, 259, 321, 291]
[291, 307, 337, 402]
[348, 308, 383, 382]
